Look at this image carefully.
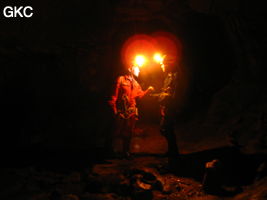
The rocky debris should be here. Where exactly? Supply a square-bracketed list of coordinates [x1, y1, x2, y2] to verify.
[233, 177, 267, 200]
[80, 193, 122, 200]
[0, 157, 204, 200]
[62, 194, 80, 200]
[31, 192, 51, 200]
[1, 155, 266, 200]
[90, 157, 204, 200]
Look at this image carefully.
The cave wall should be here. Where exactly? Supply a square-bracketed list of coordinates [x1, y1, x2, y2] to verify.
[0, 0, 266, 151]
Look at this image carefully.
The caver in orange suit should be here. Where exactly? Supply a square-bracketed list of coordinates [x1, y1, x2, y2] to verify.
[109, 66, 153, 157]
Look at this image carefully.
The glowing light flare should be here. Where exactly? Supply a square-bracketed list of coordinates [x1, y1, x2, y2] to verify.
[121, 34, 157, 69]
[161, 64, 165, 72]
[134, 55, 146, 67]
[153, 53, 165, 64]
[121, 32, 182, 71]
[152, 31, 182, 64]
[153, 53, 166, 72]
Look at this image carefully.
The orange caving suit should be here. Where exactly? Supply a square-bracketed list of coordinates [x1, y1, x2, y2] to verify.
[109, 75, 149, 154]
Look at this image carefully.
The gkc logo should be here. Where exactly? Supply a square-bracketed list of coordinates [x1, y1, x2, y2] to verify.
[3, 6, 33, 18]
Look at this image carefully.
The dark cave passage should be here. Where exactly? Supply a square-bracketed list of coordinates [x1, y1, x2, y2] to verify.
[1, 0, 267, 199]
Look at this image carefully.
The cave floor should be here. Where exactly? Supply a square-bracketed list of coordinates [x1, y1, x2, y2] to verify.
[1, 152, 266, 200]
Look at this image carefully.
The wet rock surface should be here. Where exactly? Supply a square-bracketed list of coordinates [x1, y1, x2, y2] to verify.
[0, 157, 202, 200]
[1, 154, 266, 200]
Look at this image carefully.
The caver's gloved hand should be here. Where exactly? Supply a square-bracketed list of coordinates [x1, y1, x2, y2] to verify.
[147, 86, 154, 92]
